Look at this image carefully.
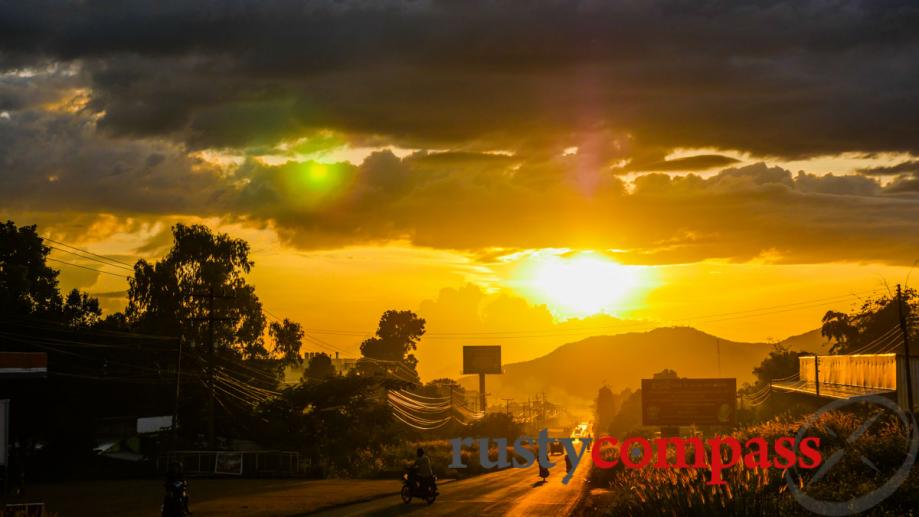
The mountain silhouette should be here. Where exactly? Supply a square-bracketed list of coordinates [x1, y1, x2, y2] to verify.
[458, 326, 828, 407]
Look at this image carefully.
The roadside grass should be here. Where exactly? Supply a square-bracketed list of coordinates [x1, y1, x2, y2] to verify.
[582, 409, 919, 516]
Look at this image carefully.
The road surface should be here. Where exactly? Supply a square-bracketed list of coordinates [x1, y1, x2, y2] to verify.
[309, 451, 592, 516]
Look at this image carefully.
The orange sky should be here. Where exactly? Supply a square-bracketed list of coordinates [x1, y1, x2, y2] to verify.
[39, 220, 913, 381]
[4, 4, 919, 381]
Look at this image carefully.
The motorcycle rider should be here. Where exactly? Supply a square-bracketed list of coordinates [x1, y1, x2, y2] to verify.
[413, 447, 438, 495]
[164, 461, 191, 515]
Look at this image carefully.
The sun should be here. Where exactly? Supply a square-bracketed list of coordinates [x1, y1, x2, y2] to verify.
[514, 250, 650, 319]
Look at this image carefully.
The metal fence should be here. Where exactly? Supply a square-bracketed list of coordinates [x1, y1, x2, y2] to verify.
[158, 450, 300, 477]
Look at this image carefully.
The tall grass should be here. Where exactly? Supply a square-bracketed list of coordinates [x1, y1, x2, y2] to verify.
[583, 409, 919, 516]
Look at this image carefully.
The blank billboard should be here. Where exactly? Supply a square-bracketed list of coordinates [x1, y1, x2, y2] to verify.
[463, 346, 502, 374]
[641, 378, 736, 426]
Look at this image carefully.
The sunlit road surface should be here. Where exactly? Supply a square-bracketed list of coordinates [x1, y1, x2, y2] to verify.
[309, 451, 592, 516]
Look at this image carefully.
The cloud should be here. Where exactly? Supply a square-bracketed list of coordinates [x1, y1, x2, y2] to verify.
[623, 154, 740, 173]
[858, 160, 919, 176]
[3, 1, 919, 158]
[2, 2, 919, 267]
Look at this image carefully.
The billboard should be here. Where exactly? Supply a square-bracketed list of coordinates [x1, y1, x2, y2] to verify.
[0, 352, 48, 378]
[641, 378, 736, 426]
[463, 346, 502, 374]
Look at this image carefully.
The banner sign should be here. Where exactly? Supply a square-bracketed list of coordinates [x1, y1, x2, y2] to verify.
[642, 378, 736, 426]
[215, 452, 244, 475]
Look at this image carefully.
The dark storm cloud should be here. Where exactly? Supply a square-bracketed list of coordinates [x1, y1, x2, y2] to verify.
[623, 154, 740, 173]
[858, 160, 919, 176]
[2, 0, 919, 156]
[2, 1, 919, 266]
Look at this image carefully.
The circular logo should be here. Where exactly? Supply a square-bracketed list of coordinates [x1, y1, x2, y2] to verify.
[785, 395, 919, 516]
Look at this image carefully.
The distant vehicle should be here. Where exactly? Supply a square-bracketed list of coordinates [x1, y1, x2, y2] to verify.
[550, 441, 564, 455]
[401, 467, 438, 505]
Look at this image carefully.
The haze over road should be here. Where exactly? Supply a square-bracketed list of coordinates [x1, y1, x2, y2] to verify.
[310, 451, 592, 516]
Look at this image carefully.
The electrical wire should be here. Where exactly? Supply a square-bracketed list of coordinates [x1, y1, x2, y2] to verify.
[41, 236, 136, 268]
[46, 257, 129, 279]
[46, 245, 134, 272]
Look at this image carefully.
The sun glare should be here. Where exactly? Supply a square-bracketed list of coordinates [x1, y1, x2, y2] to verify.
[515, 251, 650, 319]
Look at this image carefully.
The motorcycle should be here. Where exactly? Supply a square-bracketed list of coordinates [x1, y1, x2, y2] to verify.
[401, 467, 438, 505]
[538, 465, 550, 481]
[161, 479, 190, 517]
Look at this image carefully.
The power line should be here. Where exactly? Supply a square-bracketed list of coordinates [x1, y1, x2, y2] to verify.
[46, 257, 129, 279]
[41, 236, 135, 268]
[47, 245, 134, 272]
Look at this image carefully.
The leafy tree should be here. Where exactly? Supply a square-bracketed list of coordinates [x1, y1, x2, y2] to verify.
[358, 310, 426, 376]
[467, 412, 522, 441]
[304, 353, 336, 379]
[62, 288, 102, 328]
[270, 318, 304, 366]
[421, 378, 465, 398]
[752, 344, 807, 387]
[126, 224, 268, 359]
[258, 375, 397, 476]
[0, 221, 62, 317]
[821, 289, 917, 354]
[594, 385, 615, 437]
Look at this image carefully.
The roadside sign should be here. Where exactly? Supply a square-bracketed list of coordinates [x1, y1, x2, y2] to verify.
[642, 378, 736, 426]
[463, 346, 502, 375]
[0, 352, 47, 378]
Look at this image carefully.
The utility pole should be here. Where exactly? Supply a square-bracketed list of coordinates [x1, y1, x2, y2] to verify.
[172, 337, 183, 445]
[502, 398, 514, 418]
[191, 287, 234, 449]
[898, 284, 914, 412]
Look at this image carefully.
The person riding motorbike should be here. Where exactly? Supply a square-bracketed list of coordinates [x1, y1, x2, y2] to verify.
[164, 461, 191, 516]
[413, 447, 438, 496]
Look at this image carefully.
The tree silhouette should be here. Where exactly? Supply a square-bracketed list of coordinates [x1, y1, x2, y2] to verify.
[752, 344, 806, 387]
[63, 288, 102, 328]
[0, 221, 62, 318]
[821, 290, 917, 354]
[359, 310, 426, 369]
[126, 223, 268, 359]
[304, 353, 335, 379]
[594, 385, 615, 436]
[270, 318, 304, 366]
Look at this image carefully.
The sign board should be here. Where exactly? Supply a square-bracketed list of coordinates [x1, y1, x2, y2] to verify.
[463, 346, 502, 375]
[137, 415, 174, 434]
[0, 352, 48, 378]
[215, 452, 244, 475]
[641, 378, 736, 426]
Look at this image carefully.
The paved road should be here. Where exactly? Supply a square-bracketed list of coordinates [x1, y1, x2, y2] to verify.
[310, 452, 592, 517]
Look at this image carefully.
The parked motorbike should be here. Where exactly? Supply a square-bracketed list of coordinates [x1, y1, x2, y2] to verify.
[401, 467, 438, 505]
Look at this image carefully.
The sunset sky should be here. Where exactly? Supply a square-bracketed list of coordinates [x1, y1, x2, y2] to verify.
[3, 1, 919, 380]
